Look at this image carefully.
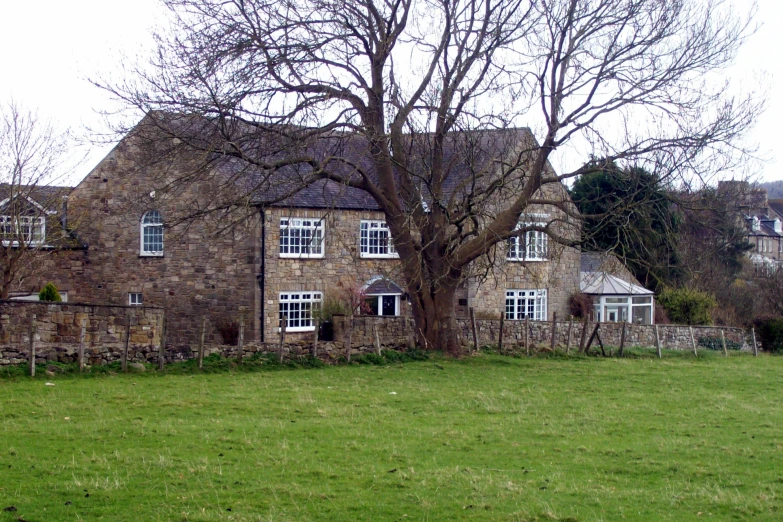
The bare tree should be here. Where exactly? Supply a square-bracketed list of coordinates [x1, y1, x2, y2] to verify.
[98, 0, 762, 353]
[0, 102, 74, 299]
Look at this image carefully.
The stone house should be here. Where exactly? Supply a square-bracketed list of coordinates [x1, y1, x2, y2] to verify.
[717, 181, 783, 267]
[26, 118, 582, 346]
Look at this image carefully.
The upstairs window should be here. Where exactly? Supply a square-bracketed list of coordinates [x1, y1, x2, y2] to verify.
[280, 218, 324, 258]
[505, 289, 547, 321]
[0, 215, 45, 246]
[129, 293, 143, 306]
[507, 220, 548, 262]
[360, 220, 397, 258]
[140, 210, 163, 256]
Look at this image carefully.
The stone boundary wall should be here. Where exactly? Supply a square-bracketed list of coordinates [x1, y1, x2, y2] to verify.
[0, 300, 164, 366]
[0, 301, 754, 367]
[333, 315, 751, 352]
[458, 319, 750, 351]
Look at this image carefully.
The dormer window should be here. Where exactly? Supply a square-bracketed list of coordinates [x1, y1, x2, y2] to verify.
[751, 216, 761, 232]
[0, 215, 45, 247]
[140, 210, 164, 256]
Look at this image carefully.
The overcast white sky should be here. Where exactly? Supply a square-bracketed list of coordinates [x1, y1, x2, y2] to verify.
[1, 0, 780, 186]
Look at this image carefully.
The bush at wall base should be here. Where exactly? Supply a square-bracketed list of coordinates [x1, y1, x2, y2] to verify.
[752, 316, 783, 353]
[38, 283, 62, 302]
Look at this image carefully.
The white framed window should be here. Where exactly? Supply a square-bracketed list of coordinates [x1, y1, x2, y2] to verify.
[279, 218, 324, 258]
[0, 215, 45, 246]
[140, 210, 164, 256]
[365, 294, 400, 316]
[279, 292, 322, 332]
[129, 293, 143, 306]
[505, 289, 547, 321]
[507, 219, 548, 262]
[360, 220, 397, 258]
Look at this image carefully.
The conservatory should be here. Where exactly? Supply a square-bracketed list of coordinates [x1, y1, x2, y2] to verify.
[580, 272, 655, 325]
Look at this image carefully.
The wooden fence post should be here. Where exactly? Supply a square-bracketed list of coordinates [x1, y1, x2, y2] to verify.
[78, 318, 86, 372]
[585, 322, 601, 354]
[158, 313, 166, 371]
[122, 314, 131, 373]
[345, 315, 354, 362]
[655, 324, 662, 359]
[579, 317, 588, 353]
[469, 307, 478, 352]
[498, 313, 505, 354]
[524, 315, 530, 356]
[312, 320, 319, 359]
[28, 315, 36, 377]
[689, 326, 697, 357]
[237, 313, 245, 362]
[197, 316, 206, 369]
[406, 317, 416, 349]
[278, 315, 287, 364]
[751, 327, 758, 357]
[565, 316, 573, 354]
[619, 321, 627, 357]
[374, 324, 381, 356]
[721, 329, 728, 357]
[550, 312, 557, 351]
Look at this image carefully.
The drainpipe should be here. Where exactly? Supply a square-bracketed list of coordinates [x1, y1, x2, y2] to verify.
[256, 208, 266, 343]
[61, 196, 69, 235]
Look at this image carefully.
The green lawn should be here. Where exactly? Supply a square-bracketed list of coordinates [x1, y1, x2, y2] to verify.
[1, 352, 781, 521]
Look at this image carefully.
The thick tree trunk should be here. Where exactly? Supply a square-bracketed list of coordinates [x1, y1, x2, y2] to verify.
[410, 282, 461, 356]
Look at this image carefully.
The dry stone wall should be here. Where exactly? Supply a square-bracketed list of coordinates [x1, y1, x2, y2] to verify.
[0, 300, 164, 366]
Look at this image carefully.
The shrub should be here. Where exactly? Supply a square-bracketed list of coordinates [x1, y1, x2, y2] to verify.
[657, 288, 715, 325]
[697, 336, 741, 351]
[752, 316, 783, 353]
[38, 282, 62, 302]
[216, 320, 239, 346]
[568, 292, 593, 319]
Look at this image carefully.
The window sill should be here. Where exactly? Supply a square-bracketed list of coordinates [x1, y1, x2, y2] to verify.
[360, 253, 400, 259]
[139, 252, 164, 258]
[278, 326, 315, 333]
[506, 257, 547, 262]
[279, 253, 325, 259]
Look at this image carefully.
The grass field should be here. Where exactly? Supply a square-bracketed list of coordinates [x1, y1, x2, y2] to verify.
[1, 351, 781, 521]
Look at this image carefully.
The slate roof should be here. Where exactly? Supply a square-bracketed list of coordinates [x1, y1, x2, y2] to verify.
[580, 272, 653, 296]
[0, 184, 72, 211]
[365, 278, 404, 295]
[145, 111, 533, 211]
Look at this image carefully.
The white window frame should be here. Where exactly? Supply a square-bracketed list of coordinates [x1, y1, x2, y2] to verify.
[507, 217, 548, 262]
[279, 292, 322, 332]
[0, 215, 46, 247]
[128, 293, 143, 306]
[505, 289, 547, 321]
[279, 217, 325, 258]
[365, 293, 401, 316]
[592, 295, 654, 325]
[360, 220, 398, 258]
[140, 210, 164, 257]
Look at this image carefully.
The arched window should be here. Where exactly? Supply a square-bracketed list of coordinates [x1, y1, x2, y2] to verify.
[140, 210, 163, 256]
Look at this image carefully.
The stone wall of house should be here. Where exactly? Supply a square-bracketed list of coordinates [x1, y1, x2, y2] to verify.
[4, 248, 88, 301]
[0, 300, 163, 365]
[65, 134, 260, 346]
[261, 207, 413, 343]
